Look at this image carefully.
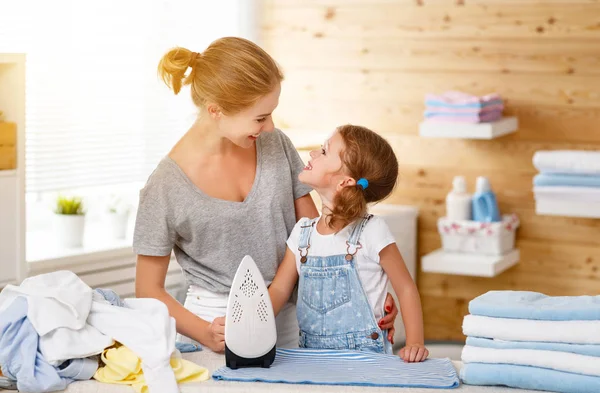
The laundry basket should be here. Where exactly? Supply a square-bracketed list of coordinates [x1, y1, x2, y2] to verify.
[437, 214, 519, 256]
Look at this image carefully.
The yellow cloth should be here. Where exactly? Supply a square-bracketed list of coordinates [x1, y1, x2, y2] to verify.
[94, 344, 209, 393]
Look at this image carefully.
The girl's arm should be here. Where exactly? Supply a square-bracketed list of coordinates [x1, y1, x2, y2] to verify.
[268, 247, 299, 316]
[135, 254, 226, 353]
[379, 244, 429, 363]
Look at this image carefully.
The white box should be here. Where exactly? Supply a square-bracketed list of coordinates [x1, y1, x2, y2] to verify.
[437, 214, 519, 256]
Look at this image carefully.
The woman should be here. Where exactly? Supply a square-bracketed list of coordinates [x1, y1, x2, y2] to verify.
[134, 37, 398, 353]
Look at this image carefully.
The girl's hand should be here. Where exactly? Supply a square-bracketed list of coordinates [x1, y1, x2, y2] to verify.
[378, 293, 398, 344]
[205, 316, 226, 353]
[399, 344, 429, 363]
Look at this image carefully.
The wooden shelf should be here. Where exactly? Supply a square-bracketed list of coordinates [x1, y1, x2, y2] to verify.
[536, 199, 600, 219]
[0, 169, 16, 177]
[419, 117, 518, 139]
[421, 249, 520, 277]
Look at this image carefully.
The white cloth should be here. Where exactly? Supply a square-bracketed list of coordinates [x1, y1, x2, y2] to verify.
[88, 292, 178, 393]
[463, 314, 600, 344]
[286, 215, 396, 321]
[462, 345, 600, 377]
[0, 270, 113, 365]
[533, 150, 600, 175]
[0, 270, 92, 333]
[178, 285, 299, 350]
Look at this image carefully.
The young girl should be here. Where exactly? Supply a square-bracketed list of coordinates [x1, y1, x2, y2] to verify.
[268, 124, 429, 363]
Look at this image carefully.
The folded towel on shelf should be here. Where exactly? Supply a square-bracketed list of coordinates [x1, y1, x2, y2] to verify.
[533, 150, 600, 175]
[466, 336, 600, 357]
[462, 345, 600, 377]
[213, 348, 460, 388]
[534, 186, 600, 202]
[534, 173, 600, 188]
[425, 91, 502, 109]
[423, 111, 502, 123]
[468, 291, 600, 321]
[460, 362, 600, 393]
[463, 314, 600, 344]
[424, 104, 504, 116]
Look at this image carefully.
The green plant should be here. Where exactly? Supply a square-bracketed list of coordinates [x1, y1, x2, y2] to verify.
[54, 196, 85, 215]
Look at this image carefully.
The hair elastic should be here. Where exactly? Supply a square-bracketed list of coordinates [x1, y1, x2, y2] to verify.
[357, 178, 369, 190]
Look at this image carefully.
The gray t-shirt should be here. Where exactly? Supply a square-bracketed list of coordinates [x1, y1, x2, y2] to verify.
[133, 129, 312, 294]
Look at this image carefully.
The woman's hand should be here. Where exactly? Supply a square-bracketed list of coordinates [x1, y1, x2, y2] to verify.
[379, 293, 398, 344]
[204, 316, 226, 353]
[399, 344, 429, 363]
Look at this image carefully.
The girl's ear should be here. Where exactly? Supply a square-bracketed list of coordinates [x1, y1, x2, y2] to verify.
[336, 176, 357, 192]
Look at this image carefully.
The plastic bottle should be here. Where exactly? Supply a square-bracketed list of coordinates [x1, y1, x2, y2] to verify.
[471, 176, 501, 222]
[446, 176, 472, 221]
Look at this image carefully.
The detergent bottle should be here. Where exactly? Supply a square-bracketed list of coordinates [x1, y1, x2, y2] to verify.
[472, 176, 501, 222]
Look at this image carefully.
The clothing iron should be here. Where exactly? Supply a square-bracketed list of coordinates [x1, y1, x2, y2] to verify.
[225, 255, 277, 369]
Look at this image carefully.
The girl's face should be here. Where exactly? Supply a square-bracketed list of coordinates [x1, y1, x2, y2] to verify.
[299, 130, 349, 194]
[210, 84, 280, 149]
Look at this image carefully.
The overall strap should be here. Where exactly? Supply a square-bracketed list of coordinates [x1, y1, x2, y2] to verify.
[298, 217, 318, 263]
[345, 214, 373, 260]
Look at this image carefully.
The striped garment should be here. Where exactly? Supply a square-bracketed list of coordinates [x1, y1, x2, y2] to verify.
[212, 348, 460, 388]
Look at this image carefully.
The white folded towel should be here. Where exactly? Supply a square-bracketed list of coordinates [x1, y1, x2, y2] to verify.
[533, 150, 600, 175]
[462, 345, 600, 377]
[534, 186, 600, 201]
[463, 314, 600, 344]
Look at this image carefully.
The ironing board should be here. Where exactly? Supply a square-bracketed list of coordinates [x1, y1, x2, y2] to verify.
[55, 350, 541, 393]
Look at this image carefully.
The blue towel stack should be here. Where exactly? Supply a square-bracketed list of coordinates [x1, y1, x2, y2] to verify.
[424, 91, 504, 123]
[461, 290, 600, 393]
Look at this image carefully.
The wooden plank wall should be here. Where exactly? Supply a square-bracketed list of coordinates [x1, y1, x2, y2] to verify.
[260, 0, 600, 341]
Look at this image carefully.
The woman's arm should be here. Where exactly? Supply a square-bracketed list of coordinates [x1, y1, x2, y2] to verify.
[268, 247, 299, 316]
[294, 194, 319, 221]
[135, 254, 226, 352]
[379, 244, 429, 363]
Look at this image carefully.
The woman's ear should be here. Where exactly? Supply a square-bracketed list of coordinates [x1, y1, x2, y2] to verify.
[206, 103, 222, 119]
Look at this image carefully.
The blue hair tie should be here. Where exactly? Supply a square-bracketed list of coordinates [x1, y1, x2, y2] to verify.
[357, 178, 369, 190]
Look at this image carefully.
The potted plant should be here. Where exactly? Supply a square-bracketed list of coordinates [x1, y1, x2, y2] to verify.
[106, 195, 131, 240]
[53, 195, 85, 248]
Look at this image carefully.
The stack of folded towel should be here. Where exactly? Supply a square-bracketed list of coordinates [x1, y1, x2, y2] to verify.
[424, 91, 504, 123]
[533, 150, 600, 217]
[460, 290, 600, 393]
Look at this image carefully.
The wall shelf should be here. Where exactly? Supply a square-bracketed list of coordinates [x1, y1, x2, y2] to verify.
[419, 117, 518, 139]
[421, 248, 520, 277]
[536, 199, 600, 219]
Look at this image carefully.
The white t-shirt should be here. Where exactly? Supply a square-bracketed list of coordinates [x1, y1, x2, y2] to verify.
[286, 215, 396, 321]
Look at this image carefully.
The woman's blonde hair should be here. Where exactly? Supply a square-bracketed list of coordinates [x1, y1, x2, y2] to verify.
[327, 125, 399, 229]
[157, 37, 284, 115]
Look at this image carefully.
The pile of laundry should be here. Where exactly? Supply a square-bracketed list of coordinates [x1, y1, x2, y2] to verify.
[423, 91, 504, 123]
[0, 270, 208, 393]
[461, 290, 600, 393]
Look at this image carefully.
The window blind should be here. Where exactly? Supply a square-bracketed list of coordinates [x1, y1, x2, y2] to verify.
[0, 0, 245, 193]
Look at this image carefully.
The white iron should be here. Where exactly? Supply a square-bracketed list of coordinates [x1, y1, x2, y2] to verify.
[225, 255, 277, 369]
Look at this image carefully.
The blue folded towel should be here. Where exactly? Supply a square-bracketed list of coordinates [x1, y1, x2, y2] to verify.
[469, 290, 600, 321]
[534, 173, 600, 188]
[461, 362, 600, 393]
[466, 336, 600, 357]
[213, 348, 459, 389]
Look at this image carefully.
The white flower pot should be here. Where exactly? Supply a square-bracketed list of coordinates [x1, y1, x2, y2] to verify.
[53, 214, 85, 248]
[107, 212, 129, 239]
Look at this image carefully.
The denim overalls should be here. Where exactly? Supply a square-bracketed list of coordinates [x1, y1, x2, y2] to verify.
[296, 215, 392, 354]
